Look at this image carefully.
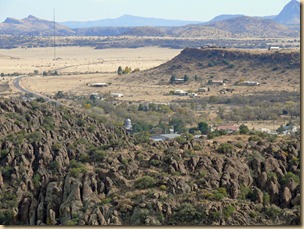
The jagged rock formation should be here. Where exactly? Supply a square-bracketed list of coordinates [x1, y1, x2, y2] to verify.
[0, 99, 300, 225]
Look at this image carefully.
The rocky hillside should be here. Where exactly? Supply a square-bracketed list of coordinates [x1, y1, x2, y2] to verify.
[0, 99, 300, 225]
[123, 47, 300, 85]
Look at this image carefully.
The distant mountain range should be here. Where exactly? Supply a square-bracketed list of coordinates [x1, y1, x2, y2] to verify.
[59, 0, 299, 28]
[61, 14, 202, 28]
[0, 0, 299, 37]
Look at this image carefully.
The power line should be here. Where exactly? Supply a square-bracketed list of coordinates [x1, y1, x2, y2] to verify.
[53, 8, 56, 60]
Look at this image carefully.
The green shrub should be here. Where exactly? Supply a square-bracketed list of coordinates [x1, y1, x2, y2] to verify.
[265, 205, 282, 218]
[248, 135, 262, 142]
[223, 205, 235, 219]
[172, 203, 202, 224]
[49, 161, 60, 172]
[218, 143, 234, 154]
[238, 185, 251, 200]
[69, 160, 87, 177]
[87, 125, 96, 133]
[134, 176, 156, 189]
[263, 192, 270, 205]
[267, 172, 277, 180]
[78, 153, 90, 163]
[280, 172, 300, 186]
[99, 198, 112, 205]
[1, 166, 14, 180]
[130, 209, 150, 225]
[90, 149, 106, 161]
[32, 174, 41, 187]
[51, 143, 62, 152]
[0, 150, 8, 160]
[239, 124, 249, 134]
[213, 188, 228, 200]
[149, 159, 160, 167]
[159, 185, 167, 191]
[0, 210, 14, 225]
[27, 132, 42, 143]
[76, 119, 85, 126]
[43, 116, 55, 131]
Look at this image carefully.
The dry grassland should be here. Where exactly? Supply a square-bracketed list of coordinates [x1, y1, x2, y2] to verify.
[1, 46, 181, 97]
[0, 46, 181, 74]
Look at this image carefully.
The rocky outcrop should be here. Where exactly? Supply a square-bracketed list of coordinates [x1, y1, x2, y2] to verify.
[0, 99, 300, 226]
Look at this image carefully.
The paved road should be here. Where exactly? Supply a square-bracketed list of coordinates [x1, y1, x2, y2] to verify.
[13, 76, 61, 105]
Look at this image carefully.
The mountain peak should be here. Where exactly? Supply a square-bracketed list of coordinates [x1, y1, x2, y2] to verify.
[3, 17, 22, 24]
[274, 0, 300, 25]
[27, 15, 39, 20]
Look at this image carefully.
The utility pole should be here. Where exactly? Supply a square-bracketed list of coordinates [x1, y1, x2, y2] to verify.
[53, 8, 56, 61]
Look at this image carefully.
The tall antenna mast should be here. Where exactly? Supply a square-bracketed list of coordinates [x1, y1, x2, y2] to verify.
[53, 8, 56, 60]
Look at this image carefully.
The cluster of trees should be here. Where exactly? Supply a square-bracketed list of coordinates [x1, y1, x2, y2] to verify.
[42, 70, 59, 76]
[170, 74, 201, 84]
[117, 66, 140, 75]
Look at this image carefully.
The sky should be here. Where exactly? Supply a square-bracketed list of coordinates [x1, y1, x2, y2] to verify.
[0, 0, 298, 22]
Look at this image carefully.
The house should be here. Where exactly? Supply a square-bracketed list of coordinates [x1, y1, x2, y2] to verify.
[90, 83, 108, 87]
[241, 81, 260, 86]
[174, 90, 188, 96]
[150, 133, 181, 141]
[198, 87, 209, 92]
[208, 80, 225, 86]
[216, 125, 239, 134]
[260, 128, 271, 134]
[280, 124, 298, 135]
[219, 88, 235, 94]
[111, 93, 123, 98]
[268, 46, 280, 50]
[173, 78, 185, 84]
[189, 93, 198, 98]
[89, 93, 103, 100]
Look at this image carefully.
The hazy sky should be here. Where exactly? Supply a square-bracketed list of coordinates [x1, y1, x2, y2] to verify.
[0, 0, 298, 22]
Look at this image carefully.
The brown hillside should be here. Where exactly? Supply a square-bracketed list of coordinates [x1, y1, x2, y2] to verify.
[120, 47, 300, 88]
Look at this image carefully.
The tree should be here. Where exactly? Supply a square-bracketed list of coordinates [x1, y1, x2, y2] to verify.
[138, 104, 147, 111]
[169, 118, 185, 133]
[239, 124, 249, 134]
[55, 91, 65, 98]
[184, 74, 189, 82]
[124, 66, 131, 74]
[198, 122, 209, 134]
[34, 70, 39, 75]
[117, 66, 123, 75]
[170, 75, 176, 84]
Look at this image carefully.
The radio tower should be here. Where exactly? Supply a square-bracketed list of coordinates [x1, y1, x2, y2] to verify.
[53, 8, 56, 60]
